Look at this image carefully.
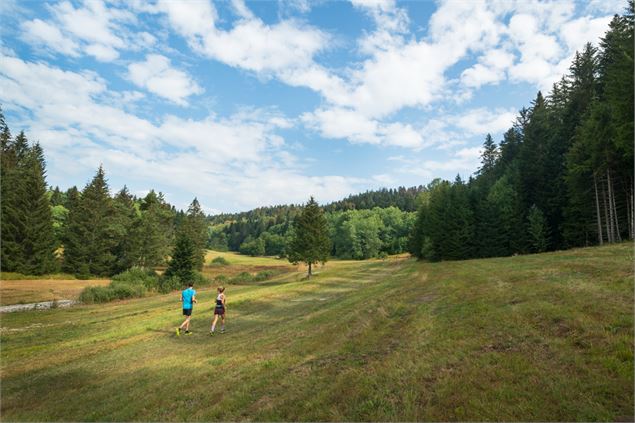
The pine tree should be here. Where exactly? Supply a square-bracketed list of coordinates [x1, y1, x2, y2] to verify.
[478, 134, 498, 177]
[112, 186, 138, 273]
[527, 205, 549, 253]
[287, 196, 331, 277]
[164, 234, 196, 283]
[63, 166, 117, 276]
[21, 143, 57, 274]
[0, 112, 21, 272]
[180, 198, 207, 269]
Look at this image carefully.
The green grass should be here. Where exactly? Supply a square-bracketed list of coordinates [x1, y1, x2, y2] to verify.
[1, 244, 632, 421]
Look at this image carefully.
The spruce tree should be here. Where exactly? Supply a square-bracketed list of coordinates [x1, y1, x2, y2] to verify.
[287, 196, 331, 277]
[63, 166, 117, 276]
[21, 143, 57, 274]
[165, 234, 196, 283]
[0, 113, 21, 272]
[112, 186, 138, 273]
[180, 198, 208, 269]
[527, 205, 549, 253]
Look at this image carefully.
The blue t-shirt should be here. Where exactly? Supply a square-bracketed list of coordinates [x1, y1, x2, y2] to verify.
[182, 288, 196, 309]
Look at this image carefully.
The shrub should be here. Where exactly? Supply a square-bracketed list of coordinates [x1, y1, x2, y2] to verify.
[215, 274, 228, 284]
[79, 286, 114, 304]
[210, 256, 230, 266]
[112, 267, 159, 290]
[254, 270, 276, 281]
[158, 275, 182, 294]
[230, 271, 255, 284]
[110, 281, 147, 300]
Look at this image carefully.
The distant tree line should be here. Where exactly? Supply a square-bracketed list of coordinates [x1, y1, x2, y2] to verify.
[410, 5, 633, 260]
[207, 189, 421, 259]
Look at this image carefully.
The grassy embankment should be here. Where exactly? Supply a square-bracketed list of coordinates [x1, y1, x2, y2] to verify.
[0, 244, 632, 421]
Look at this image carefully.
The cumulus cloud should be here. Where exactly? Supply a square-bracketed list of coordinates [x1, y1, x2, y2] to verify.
[20, 0, 143, 62]
[127, 54, 202, 105]
[0, 53, 366, 211]
[22, 18, 80, 57]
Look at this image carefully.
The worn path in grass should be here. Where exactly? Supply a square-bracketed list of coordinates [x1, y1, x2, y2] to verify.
[0, 244, 632, 421]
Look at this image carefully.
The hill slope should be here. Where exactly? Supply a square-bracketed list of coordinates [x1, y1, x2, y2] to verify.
[1, 244, 633, 421]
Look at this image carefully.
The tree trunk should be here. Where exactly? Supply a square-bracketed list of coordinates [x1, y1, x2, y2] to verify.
[308, 262, 312, 277]
[631, 178, 635, 239]
[594, 173, 603, 245]
[602, 176, 612, 243]
[607, 168, 621, 242]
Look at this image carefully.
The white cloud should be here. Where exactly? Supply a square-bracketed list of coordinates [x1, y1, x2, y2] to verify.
[461, 49, 515, 88]
[0, 53, 367, 211]
[452, 108, 517, 136]
[20, 0, 149, 62]
[22, 18, 80, 57]
[127, 54, 202, 105]
[156, 0, 328, 76]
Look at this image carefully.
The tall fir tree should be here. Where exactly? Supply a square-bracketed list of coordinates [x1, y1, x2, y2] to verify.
[179, 198, 207, 269]
[164, 234, 196, 283]
[63, 166, 117, 276]
[287, 196, 331, 276]
[20, 143, 57, 274]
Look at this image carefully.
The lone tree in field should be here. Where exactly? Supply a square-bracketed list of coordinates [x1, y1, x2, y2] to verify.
[287, 196, 331, 277]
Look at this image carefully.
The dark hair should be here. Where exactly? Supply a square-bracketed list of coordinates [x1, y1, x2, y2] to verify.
[188, 282, 193, 287]
[217, 286, 225, 293]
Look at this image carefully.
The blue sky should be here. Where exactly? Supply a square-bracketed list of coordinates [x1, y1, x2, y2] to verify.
[0, 0, 625, 214]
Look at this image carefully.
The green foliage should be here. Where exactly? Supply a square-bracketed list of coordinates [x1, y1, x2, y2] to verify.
[239, 237, 265, 256]
[228, 270, 281, 284]
[527, 205, 549, 253]
[164, 235, 196, 283]
[210, 256, 230, 266]
[111, 267, 159, 290]
[287, 197, 331, 275]
[179, 198, 207, 269]
[63, 166, 118, 277]
[158, 275, 182, 294]
[0, 124, 57, 274]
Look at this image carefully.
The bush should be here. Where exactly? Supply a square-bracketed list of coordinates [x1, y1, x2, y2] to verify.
[158, 275, 182, 294]
[79, 286, 114, 304]
[110, 281, 147, 300]
[229, 270, 281, 284]
[210, 256, 230, 266]
[215, 274, 228, 284]
[254, 270, 276, 281]
[112, 267, 159, 290]
[230, 271, 255, 284]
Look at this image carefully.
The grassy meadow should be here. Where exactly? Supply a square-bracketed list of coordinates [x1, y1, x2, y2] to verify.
[0, 244, 633, 421]
[0, 279, 111, 306]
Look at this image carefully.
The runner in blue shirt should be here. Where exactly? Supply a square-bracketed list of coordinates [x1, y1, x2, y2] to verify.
[176, 283, 197, 336]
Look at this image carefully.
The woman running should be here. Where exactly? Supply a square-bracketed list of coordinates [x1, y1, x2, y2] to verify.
[210, 286, 226, 335]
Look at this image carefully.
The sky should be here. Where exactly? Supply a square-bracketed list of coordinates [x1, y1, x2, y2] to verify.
[0, 0, 626, 214]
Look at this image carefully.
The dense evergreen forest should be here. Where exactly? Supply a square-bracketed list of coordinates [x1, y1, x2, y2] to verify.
[0, 121, 207, 277]
[410, 6, 634, 260]
[0, 3, 632, 275]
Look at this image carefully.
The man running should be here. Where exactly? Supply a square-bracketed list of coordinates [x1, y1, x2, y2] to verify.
[176, 282, 197, 336]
